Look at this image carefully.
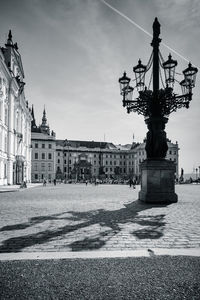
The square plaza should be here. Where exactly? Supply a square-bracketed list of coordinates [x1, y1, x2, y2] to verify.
[0, 184, 200, 253]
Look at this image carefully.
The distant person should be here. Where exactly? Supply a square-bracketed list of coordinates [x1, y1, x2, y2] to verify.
[85, 180, 88, 186]
[20, 181, 27, 189]
[43, 179, 46, 186]
[53, 179, 56, 186]
[129, 179, 133, 188]
[132, 178, 136, 189]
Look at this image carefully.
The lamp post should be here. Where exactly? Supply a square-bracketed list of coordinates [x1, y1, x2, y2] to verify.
[119, 18, 198, 203]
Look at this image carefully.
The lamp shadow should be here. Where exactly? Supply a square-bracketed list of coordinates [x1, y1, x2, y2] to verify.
[0, 200, 169, 253]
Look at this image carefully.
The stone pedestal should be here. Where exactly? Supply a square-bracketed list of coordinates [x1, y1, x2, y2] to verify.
[139, 159, 178, 204]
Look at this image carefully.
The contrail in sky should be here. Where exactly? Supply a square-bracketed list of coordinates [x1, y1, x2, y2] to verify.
[100, 0, 199, 67]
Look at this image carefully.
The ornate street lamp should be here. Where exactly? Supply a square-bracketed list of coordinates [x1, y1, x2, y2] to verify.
[119, 18, 198, 204]
[119, 71, 131, 95]
[162, 54, 177, 89]
[133, 59, 147, 92]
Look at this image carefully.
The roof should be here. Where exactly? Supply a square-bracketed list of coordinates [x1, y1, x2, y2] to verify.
[116, 144, 132, 151]
[31, 131, 56, 141]
[56, 140, 117, 150]
[130, 142, 141, 150]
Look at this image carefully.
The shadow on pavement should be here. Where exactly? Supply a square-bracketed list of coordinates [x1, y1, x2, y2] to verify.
[0, 200, 169, 252]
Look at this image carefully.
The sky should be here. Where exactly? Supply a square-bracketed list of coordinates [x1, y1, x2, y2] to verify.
[0, 0, 199, 173]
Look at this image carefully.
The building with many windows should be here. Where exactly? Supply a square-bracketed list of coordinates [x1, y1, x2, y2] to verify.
[31, 109, 179, 183]
[31, 106, 56, 183]
[0, 31, 32, 185]
[55, 139, 179, 182]
[131, 140, 179, 176]
[56, 140, 126, 181]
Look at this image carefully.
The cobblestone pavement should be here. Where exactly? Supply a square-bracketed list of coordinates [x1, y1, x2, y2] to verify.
[0, 184, 200, 253]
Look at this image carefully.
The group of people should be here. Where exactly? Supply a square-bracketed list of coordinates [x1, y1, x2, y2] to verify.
[43, 178, 57, 186]
[129, 178, 136, 189]
[42, 178, 138, 188]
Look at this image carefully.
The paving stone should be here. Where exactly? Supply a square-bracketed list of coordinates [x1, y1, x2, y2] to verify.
[0, 184, 200, 253]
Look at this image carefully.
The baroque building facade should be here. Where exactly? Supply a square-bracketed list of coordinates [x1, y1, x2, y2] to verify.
[31, 107, 56, 183]
[0, 31, 32, 185]
[31, 109, 179, 182]
[56, 139, 179, 182]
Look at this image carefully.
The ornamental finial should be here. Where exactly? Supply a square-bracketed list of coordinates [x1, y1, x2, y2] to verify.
[153, 17, 160, 38]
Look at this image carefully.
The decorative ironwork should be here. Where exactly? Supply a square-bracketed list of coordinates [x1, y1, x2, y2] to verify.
[119, 18, 198, 159]
[119, 19, 198, 118]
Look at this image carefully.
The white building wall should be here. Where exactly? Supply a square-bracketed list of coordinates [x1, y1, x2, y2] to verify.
[0, 39, 32, 186]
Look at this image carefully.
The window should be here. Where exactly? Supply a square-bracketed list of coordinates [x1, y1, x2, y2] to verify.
[35, 143, 38, 148]
[94, 154, 96, 157]
[169, 150, 172, 155]
[4, 135, 7, 152]
[34, 164, 38, 171]
[64, 160, 66, 164]
[4, 107, 8, 125]
[42, 153, 45, 159]
[48, 163, 52, 171]
[94, 161, 96, 165]
[35, 174, 38, 180]
[64, 167, 67, 172]
[48, 144, 52, 149]
[174, 151, 176, 155]
[106, 168, 108, 172]
[4, 163, 7, 178]
[41, 163, 45, 171]
[35, 153, 38, 159]
[69, 160, 71, 164]
[114, 161, 116, 165]
[110, 155, 112, 158]
[42, 144, 45, 149]
[48, 153, 52, 160]
[58, 159, 60, 163]
[58, 152, 60, 156]
[0, 101, 2, 121]
[106, 161, 108, 165]
[110, 168, 112, 172]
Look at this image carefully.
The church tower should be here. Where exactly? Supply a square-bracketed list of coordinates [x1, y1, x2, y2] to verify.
[31, 105, 37, 131]
[40, 107, 50, 134]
